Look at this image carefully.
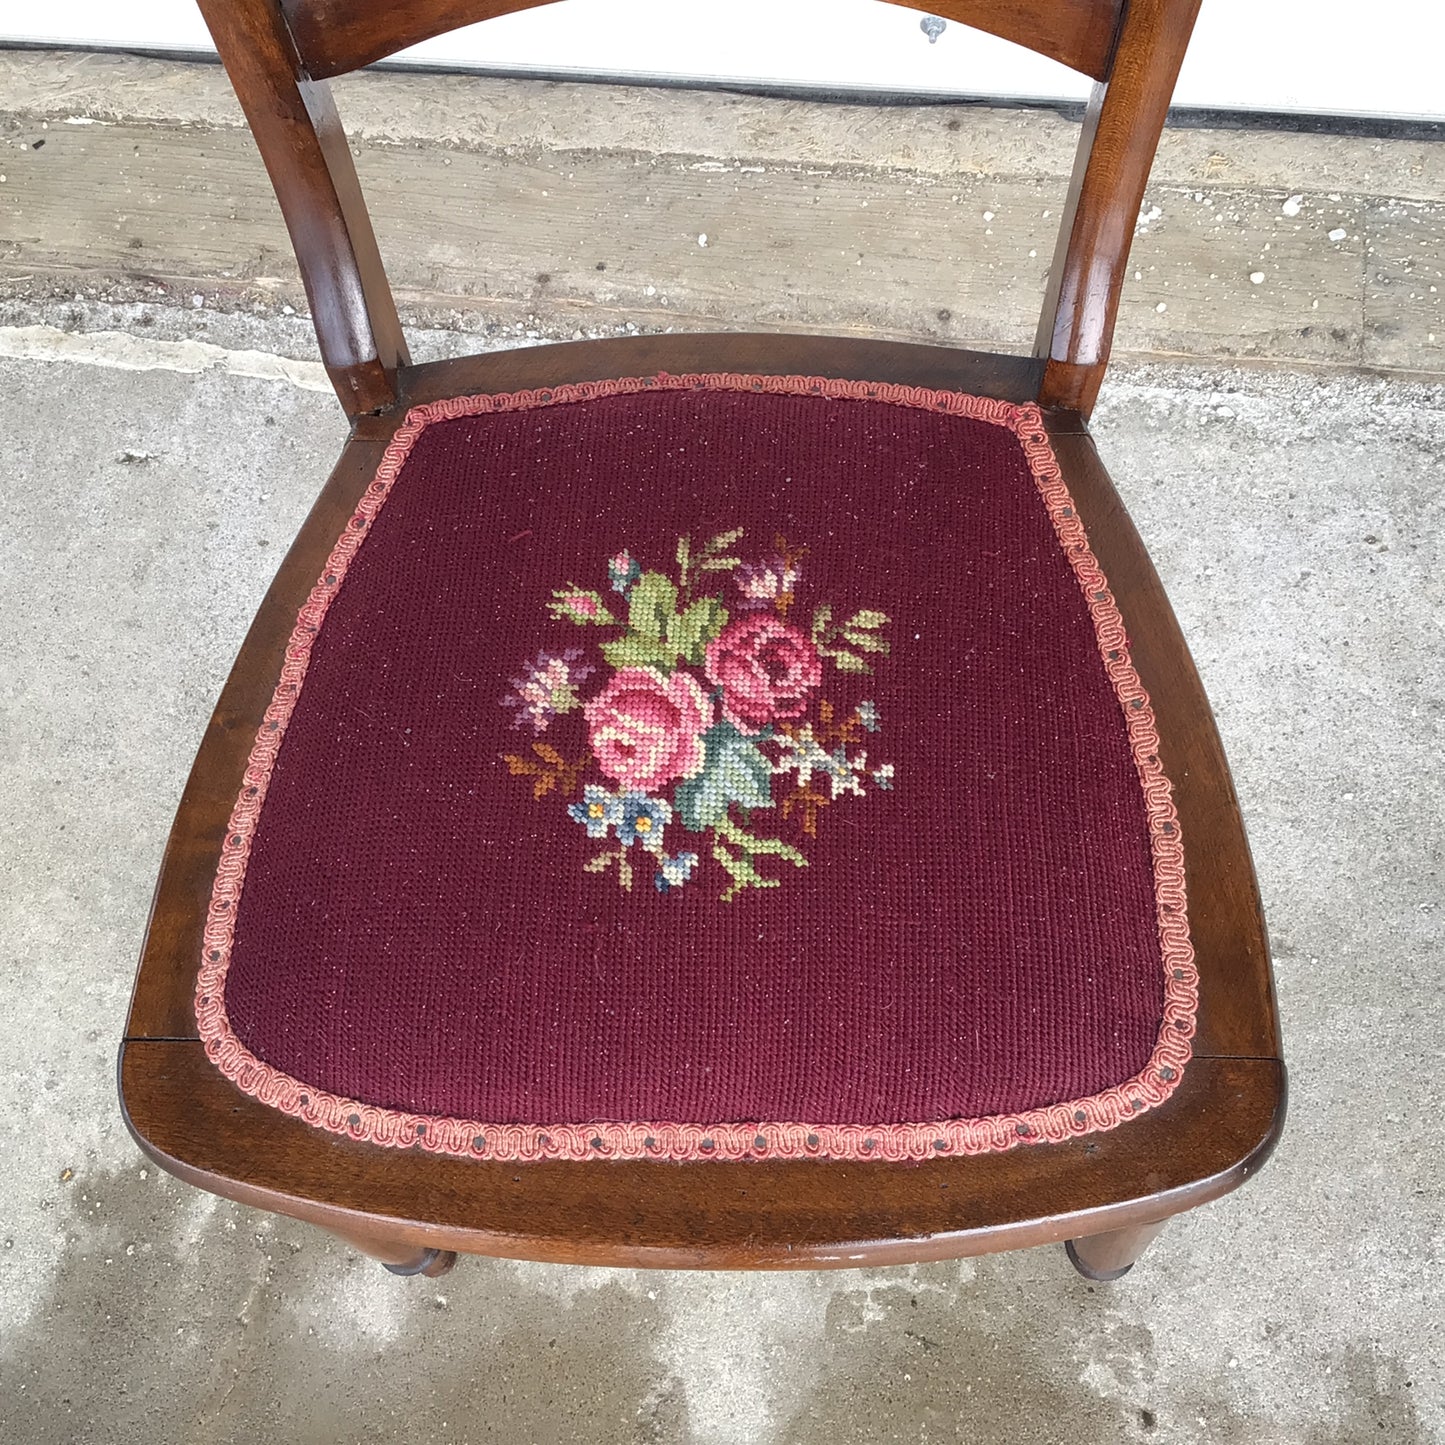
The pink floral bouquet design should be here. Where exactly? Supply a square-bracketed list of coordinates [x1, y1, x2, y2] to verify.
[502, 529, 895, 900]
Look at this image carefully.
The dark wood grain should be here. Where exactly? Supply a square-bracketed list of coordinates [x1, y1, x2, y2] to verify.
[195, 0, 408, 415]
[402, 333, 1049, 409]
[282, 0, 1125, 84]
[1036, 0, 1203, 413]
[121, 1042, 1283, 1269]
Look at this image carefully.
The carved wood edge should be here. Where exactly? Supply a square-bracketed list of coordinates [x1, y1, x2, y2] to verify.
[119, 1042, 1284, 1270]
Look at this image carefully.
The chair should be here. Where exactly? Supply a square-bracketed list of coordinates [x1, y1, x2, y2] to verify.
[119, 0, 1285, 1281]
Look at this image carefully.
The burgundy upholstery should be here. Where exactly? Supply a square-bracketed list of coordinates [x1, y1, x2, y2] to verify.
[197, 376, 1195, 1162]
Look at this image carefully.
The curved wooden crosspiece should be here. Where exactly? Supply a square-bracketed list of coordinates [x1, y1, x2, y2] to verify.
[201, 0, 1200, 420]
[280, 0, 1127, 83]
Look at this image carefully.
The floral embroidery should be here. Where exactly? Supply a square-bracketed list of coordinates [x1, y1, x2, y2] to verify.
[548, 586, 615, 626]
[503, 741, 590, 800]
[655, 851, 700, 894]
[502, 648, 594, 734]
[608, 549, 641, 594]
[617, 792, 673, 854]
[504, 529, 896, 900]
[705, 613, 822, 732]
[567, 783, 622, 838]
[583, 666, 713, 794]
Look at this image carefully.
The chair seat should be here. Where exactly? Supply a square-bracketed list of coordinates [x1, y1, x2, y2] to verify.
[197, 372, 1196, 1163]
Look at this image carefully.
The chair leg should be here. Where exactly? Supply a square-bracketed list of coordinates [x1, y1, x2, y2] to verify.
[326, 1223, 458, 1278]
[1064, 1219, 1168, 1281]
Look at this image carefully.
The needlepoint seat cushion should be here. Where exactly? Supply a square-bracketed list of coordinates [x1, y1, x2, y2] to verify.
[197, 373, 1197, 1163]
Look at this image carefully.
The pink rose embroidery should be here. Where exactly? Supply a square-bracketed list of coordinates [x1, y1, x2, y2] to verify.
[584, 666, 714, 793]
[705, 614, 822, 733]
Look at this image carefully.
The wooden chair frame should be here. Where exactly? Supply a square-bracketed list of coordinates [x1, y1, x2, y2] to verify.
[121, 0, 1285, 1279]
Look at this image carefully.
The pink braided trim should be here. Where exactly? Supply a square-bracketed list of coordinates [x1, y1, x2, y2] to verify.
[195, 371, 1198, 1164]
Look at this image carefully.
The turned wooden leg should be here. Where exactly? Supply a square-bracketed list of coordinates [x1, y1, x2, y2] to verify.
[1065, 1219, 1168, 1281]
[326, 1224, 458, 1278]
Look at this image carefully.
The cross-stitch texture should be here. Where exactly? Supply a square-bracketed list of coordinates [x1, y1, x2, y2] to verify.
[197, 374, 1197, 1163]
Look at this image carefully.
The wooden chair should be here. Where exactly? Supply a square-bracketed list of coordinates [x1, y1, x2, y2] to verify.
[120, 0, 1285, 1282]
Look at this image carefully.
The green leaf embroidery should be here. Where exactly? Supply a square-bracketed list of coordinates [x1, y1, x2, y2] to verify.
[846, 609, 889, 631]
[600, 634, 674, 671]
[628, 571, 679, 640]
[674, 721, 774, 832]
[547, 586, 616, 626]
[712, 841, 777, 902]
[583, 848, 631, 890]
[710, 816, 806, 900]
[714, 814, 806, 867]
[667, 596, 729, 665]
[702, 527, 744, 555]
[840, 628, 891, 654]
[810, 604, 833, 643]
[828, 650, 871, 674]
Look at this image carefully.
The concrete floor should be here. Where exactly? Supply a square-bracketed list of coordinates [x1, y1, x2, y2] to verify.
[0, 303, 1441, 1443]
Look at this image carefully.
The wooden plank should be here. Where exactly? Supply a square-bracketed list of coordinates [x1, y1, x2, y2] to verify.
[5, 51, 1445, 203]
[1113, 185, 1372, 365]
[2, 103, 1439, 376]
[1362, 198, 1445, 372]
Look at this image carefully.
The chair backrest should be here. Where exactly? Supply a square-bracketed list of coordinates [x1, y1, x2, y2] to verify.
[197, 0, 1202, 419]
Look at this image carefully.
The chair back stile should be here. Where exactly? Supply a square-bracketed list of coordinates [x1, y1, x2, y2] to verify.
[202, 0, 1201, 420]
[196, 0, 410, 414]
[1036, 0, 1201, 412]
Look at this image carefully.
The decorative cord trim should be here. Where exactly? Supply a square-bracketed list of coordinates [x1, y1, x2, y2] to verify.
[195, 372, 1198, 1164]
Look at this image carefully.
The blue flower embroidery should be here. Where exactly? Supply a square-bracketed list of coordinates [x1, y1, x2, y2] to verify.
[617, 792, 672, 854]
[568, 784, 621, 839]
[654, 851, 700, 894]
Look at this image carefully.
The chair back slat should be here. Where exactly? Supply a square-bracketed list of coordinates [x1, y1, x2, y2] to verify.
[200, 0, 1201, 419]
[282, 0, 1126, 84]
